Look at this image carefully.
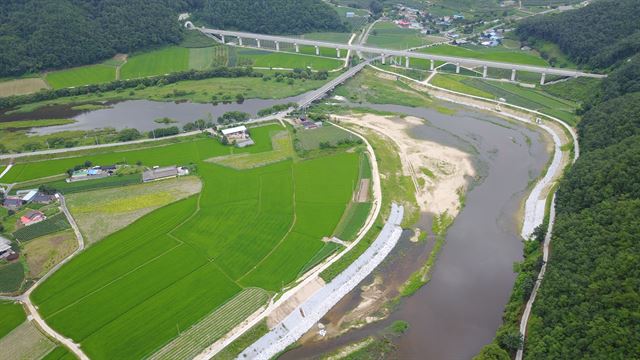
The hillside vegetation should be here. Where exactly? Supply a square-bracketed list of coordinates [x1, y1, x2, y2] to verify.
[192, 0, 347, 34]
[0, 0, 183, 77]
[515, 0, 640, 69]
[474, 2, 640, 359]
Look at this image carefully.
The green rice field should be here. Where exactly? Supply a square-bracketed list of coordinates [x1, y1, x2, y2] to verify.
[0, 301, 25, 338]
[120, 47, 190, 79]
[366, 21, 430, 50]
[30, 125, 365, 359]
[46, 64, 116, 89]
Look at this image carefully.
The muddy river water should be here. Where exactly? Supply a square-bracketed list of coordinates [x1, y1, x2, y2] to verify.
[281, 103, 550, 359]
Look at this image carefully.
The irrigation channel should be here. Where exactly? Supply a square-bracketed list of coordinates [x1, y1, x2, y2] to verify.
[279, 102, 552, 359]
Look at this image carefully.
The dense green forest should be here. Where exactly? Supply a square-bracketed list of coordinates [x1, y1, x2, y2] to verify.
[477, 1, 640, 359]
[191, 0, 348, 34]
[515, 0, 640, 69]
[0, 0, 185, 77]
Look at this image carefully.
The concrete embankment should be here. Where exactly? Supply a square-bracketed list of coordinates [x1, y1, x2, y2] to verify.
[238, 203, 404, 359]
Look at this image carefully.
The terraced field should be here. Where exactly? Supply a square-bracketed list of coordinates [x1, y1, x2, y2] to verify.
[29, 125, 363, 359]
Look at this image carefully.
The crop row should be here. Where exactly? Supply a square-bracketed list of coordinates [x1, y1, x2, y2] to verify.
[13, 213, 70, 242]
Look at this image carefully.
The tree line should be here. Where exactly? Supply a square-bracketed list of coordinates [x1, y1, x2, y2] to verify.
[515, 0, 640, 70]
[190, 0, 347, 34]
[0, 0, 186, 77]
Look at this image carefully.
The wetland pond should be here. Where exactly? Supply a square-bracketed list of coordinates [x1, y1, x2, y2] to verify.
[281, 103, 550, 359]
[0, 95, 302, 134]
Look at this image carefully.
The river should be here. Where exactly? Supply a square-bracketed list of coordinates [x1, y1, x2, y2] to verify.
[280, 102, 550, 359]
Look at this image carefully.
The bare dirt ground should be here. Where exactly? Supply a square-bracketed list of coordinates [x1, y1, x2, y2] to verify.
[355, 179, 370, 203]
[267, 277, 326, 328]
[334, 114, 475, 217]
[0, 321, 55, 360]
[23, 230, 77, 278]
[67, 177, 202, 244]
[0, 78, 49, 97]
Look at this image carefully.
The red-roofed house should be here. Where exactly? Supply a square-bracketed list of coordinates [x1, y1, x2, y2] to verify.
[20, 210, 46, 226]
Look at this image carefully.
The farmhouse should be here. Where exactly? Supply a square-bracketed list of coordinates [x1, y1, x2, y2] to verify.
[20, 189, 38, 203]
[20, 210, 46, 226]
[2, 197, 23, 210]
[0, 236, 14, 260]
[222, 125, 254, 147]
[142, 166, 189, 182]
[32, 192, 55, 204]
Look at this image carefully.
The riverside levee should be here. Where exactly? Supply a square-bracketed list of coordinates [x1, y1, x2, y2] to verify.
[239, 203, 404, 359]
[281, 102, 551, 359]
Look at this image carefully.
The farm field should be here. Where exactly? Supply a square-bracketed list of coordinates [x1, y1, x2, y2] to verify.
[31, 125, 363, 359]
[0, 301, 25, 338]
[120, 47, 190, 79]
[295, 123, 360, 150]
[366, 21, 431, 50]
[189, 45, 229, 70]
[44, 173, 142, 195]
[67, 176, 202, 244]
[418, 44, 549, 66]
[0, 77, 48, 97]
[12, 213, 71, 242]
[45, 64, 116, 89]
[235, 48, 343, 70]
[0, 262, 25, 293]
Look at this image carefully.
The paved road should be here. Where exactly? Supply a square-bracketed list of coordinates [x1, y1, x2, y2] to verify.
[0, 195, 89, 359]
[200, 28, 606, 78]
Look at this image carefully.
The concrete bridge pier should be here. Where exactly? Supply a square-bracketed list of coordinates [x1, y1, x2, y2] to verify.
[337, 48, 341, 58]
[275, 41, 280, 51]
[430, 59, 434, 71]
[238, 37, 243, 46]
[315, 46, 320, 55]
[540, 73, 546, 85]
[456, 63, 460, 74]
[256, 39, 261, 48]
[511, 69, 517, 81]
[294, 43, 299, 53]
[381, 54, 386, 65]
[405, 56, 410, 68]
[483, 65, 488, 78]
[221, 35, 225, 43]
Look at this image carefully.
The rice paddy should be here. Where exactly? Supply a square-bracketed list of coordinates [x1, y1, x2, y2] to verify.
[29, 124, 365, 359]
[46, 64, 116, 89]
[366, 21, 431, 50]
[120, 47, 190, 79]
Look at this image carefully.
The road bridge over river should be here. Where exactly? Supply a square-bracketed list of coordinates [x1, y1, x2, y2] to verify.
[198, 27, 606, 84]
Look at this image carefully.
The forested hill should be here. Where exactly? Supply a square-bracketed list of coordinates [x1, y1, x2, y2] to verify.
[509, 4, 640, 358]
[0, 0, 184, 77]
[191, 0, 347, 34]
[515, 0, 640, 69]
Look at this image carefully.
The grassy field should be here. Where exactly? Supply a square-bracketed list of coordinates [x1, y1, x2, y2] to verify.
[335, 68, 432, 107]
[208, 129, 293, 169]
[295, 123, 359, 151]
[23, 230, 77, 278]
[0, 119, 75, 130]
[431, 74, 580, 124]
[189, 46, 228, 70]
[0, 321, 56, 360]
[120, 47, 190, 79]
[0, 301, 25, 338]
[41, 347, 76, 360]
[6, 73, 334, 116]
[67, 176, 201, 244]
[334, 202, 373, 241]
[419, 44, 548, 66]
[31, 125, 362, 359]
[0, 78, 48, 97]
[366, 21, 430, 50]
[46, 64, 116, 89]
[234, 48, 343, 70]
